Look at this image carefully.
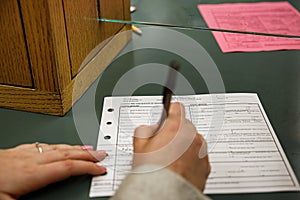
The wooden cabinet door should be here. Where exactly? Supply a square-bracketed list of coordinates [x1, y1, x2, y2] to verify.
[0, 0, 32, 87]
[100, 0, 125, 38]
[64, 0, 126, 78]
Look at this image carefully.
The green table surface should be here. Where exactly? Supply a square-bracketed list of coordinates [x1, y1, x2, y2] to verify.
[1, 0, 300, 199]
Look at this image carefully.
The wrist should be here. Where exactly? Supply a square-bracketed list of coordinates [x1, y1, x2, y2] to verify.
[167, 165, 206, 192]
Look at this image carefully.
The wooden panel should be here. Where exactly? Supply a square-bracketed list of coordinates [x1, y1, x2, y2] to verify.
[63, 0, 105, 78]
[123, 0, 131, 21]
[62, 26, 132, 114]
[0, 0, 131, 116]
[0, 85, 63, 115]
[0, 26, 131, 116]
[123, 0, 132, 31]
[63, 0, 128, 78]
[46, 0, 72, 91]
[99, 0, 124, 39]
[19, 0, 59, 92]
[0, 0, 32, 87]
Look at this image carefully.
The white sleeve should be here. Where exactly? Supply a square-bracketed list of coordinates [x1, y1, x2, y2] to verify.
[110, 165, 211, 200]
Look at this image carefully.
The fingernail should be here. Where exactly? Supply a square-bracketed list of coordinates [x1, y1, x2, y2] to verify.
[93, 150, 107, 160]
[96, 150, 107, 155]
[98, 165, 107, 171]
[82, 145, 94, 150]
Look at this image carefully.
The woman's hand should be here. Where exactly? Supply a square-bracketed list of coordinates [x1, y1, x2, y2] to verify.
[0, 143, 106, 199]
[133, 102, 211, 191]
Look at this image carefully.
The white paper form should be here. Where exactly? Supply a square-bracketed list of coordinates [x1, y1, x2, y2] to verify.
[89, 93, 300, 197]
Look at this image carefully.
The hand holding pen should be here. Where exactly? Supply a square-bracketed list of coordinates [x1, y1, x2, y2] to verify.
[133, 102, 210, 192]
[132, 60, 210, 191]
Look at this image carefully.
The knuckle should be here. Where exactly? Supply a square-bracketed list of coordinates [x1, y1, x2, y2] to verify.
[61, 150, 71, 158]
[52, 145, 58, 150]
[62, 159, 74, 171]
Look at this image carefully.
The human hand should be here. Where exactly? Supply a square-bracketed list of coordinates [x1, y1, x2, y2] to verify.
[0, 143, 107, 200]
[133, 102, 211, 191]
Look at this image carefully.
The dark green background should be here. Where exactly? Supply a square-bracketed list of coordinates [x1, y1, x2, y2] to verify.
[1, 0, 299, 199]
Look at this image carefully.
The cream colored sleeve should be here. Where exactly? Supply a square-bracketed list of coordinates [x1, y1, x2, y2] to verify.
[110, 165, 211, 200]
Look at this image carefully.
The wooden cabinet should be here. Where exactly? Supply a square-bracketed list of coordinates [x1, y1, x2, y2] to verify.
[0, 0, 131, 115]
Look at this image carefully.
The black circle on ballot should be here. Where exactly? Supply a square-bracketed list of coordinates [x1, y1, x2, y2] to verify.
[104, 135, 111, 140]
[107, 108, 114, 112]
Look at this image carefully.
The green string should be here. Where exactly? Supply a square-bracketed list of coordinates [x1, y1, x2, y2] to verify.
[95, 18, 300, 39]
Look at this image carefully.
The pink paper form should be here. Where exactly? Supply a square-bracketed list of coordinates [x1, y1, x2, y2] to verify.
[198, 2, 300, 53]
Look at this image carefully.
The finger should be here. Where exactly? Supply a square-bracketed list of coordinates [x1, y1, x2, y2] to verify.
[134, 124, 158, 139]
[168, 102, 186, 121]
[133, 124, 158, 152]
[159, 103, 186, 136]
[37, 160, 107, 187]
[16, 143, 83, 153]
[163, 103, 186, 132]
[14, 143, 43, 152]
[38, 149, 107, 164]
[39, 144, 83, 152]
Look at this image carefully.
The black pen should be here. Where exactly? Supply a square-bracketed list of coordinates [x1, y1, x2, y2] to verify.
[156, 61, 180, 132]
